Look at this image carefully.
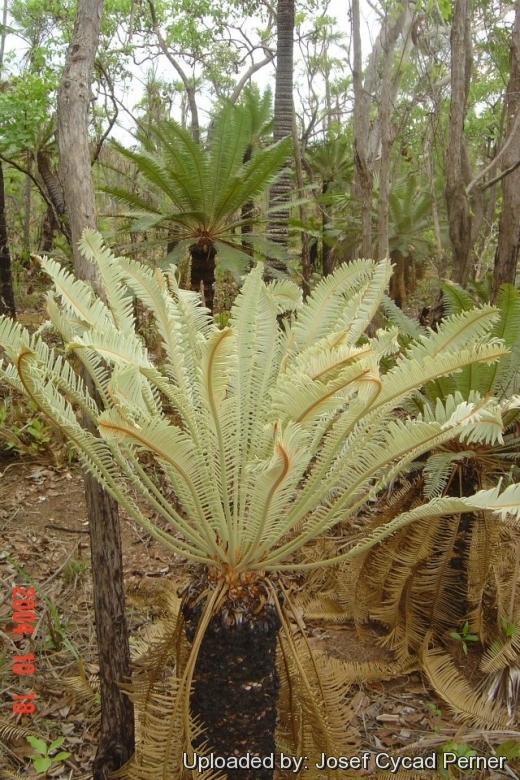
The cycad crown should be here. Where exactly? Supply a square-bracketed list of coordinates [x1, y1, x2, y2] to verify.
[1, 230, 519, 576]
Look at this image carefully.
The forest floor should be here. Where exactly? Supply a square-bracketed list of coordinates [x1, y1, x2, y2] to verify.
[1, 455, 520, 780]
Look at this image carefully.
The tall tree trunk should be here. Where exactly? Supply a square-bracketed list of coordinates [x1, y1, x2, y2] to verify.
[492, 0, 520, 300]
[0, 0, 15, 318]
[265, 0, 294, 278]
[352, 1, 415, 260]
[56, 1, 135, 777]
[0, 160, 15, 318]
[23, 152, 32, 261]
[321, 180, 334, 276]
[351, 0, 372, 258]
[292, 114, 310, 295]
[445, 0, 473, 285]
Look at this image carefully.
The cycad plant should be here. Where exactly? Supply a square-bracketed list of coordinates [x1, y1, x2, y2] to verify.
[103, 100, 291, 311]
[327, 281, 520, 725]
[2, 231, 520, 778]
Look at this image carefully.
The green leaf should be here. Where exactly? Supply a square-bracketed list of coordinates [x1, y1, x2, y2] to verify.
[26, 735, 47, 755]
[53, 751, 71, 761]
[33, 757, 52, 772]
[48, 736, 65, 751]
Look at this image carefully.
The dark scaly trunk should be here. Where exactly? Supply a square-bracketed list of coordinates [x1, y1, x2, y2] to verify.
[444, 460, 481, 630]
[36, 150, 72, 244]
[0, 159, 15, 318]
[184, 592, 280, 780]
[190, 242, 216, 312]
[388, 248, 407, 309]
[38, 204, 59, 254]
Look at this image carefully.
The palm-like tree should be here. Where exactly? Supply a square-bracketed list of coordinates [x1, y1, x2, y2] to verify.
[384, 174, 441, 308]
[306, 135, 353, 275]
[2, 232, 519, 777]
[103, 102, 291, 310]
[265, 0, 295, 274]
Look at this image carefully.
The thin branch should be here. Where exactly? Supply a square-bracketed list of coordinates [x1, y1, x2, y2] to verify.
[0, 152, 52, 209]
[481, 155, 520, 192]
[92, 60, 119, 164]
[145, 0, 199, 141]
[229, 54, 274, 104]
[466, 108, 520, 195]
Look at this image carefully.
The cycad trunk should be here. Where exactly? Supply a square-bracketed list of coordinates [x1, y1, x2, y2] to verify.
[184, 589, 280, 780]
[388, 249, 407, 309]
[190, 243, 217, 312]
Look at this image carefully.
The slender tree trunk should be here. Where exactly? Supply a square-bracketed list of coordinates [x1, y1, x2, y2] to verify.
[23, 153, 32, 261]
[377, 42, 394, 261]
[321, 180, 334, 276]
[352, 1, 415, 260]
[0, 161, 15, 318]
[445, 0, 473, 285]
[351, 0, 372, 258]
[265, 0, 294, 278]
[0, 0, 15, 318]
[56, 1, 135, 777]
[292, 114, 310, 295]
[492, 0, 520, 300]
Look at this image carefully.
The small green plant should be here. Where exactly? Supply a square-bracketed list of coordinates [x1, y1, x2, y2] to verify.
[0, 397, 52, 457]
[26, 735, 71, 774]
[427, 700, 442, 732]
[500, 617, 516, 638]
[450, 621, 479, 654]
[61, 554, 89, 585]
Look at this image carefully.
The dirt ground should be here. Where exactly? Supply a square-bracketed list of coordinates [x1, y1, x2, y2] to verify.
[1, 455, 519, 780]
